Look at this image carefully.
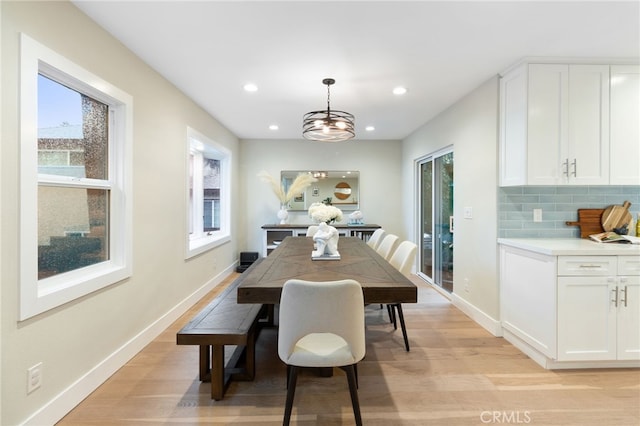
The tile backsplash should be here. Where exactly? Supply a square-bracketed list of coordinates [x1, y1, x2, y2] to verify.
[499, 186, 640, 238]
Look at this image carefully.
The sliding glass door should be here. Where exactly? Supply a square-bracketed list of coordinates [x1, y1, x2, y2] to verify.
[418, 150, 454, 292]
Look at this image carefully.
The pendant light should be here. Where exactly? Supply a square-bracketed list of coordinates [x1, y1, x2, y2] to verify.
[302, 78, 355, 142]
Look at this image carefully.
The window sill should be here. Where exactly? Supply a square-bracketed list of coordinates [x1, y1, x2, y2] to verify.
[186, 234, 230, 259]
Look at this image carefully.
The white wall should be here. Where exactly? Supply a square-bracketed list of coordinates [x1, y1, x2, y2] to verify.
[240, 139, 403, 253]
[402, 77, 501, 331]
[1, 2, 240, 424]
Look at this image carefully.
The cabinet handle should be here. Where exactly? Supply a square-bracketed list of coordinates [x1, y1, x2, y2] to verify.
[611, 286, 619, 308]
[621, 286, 628, 308]
[571, 159, 577, 177]
[579, 264, 602, 269]
[563, 159, 569, 177]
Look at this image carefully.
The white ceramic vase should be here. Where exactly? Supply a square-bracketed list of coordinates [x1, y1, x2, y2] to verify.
[277, 205, 288, 224]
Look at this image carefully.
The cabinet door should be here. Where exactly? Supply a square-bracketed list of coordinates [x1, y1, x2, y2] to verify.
[610, 65, 640, 185]
[527, 64, 568, 185]
[499, 64, 528, 186]
[617, 276, 640, 360]
[557, 276, 617, 361]
[567, 65, 610, 185]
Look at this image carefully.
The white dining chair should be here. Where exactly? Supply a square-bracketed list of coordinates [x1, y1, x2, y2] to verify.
[366, 228, 386, 250]
[376, 234, 399, 260]
[305, 225, 319, 237]
[278, 279, 365, 426]
[385, 240, 417, 351]
[389, 240, 418, 276]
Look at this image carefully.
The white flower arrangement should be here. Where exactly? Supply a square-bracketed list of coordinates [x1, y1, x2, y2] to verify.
[308, 202, 343, 224]
[257, 171, 317, 205]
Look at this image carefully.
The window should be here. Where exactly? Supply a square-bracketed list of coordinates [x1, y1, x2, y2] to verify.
[186, 127, 231, 258]
[20, 34, 133, 320]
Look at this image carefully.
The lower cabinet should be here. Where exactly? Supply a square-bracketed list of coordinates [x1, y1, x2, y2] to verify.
[557, 255, 640, 361]
[500, 245, 640, 368]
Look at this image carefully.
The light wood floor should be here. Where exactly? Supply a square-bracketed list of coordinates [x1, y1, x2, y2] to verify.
[59, 275, 640, 425]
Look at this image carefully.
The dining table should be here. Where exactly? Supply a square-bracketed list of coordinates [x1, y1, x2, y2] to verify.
[236, 236, 417, 305]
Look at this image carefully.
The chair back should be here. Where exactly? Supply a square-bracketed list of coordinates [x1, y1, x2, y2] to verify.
[376, 234, 399, 260]
[306, 225, 319, 237]
[366, 229, 386, 250]
[389, 240, 418, 276]
[278, 279, 365, 365]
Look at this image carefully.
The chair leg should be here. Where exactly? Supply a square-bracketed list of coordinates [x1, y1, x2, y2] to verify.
[341, 364, 363, 426]
[395, 303, 410, 352]
[283, 365, 299, 426]
[354, 363, 358, 388]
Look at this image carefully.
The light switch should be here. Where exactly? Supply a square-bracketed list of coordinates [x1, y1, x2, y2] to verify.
[463, 207, 473, 219]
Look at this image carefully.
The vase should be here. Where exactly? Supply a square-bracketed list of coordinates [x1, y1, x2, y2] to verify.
[277, 205, 288, 224]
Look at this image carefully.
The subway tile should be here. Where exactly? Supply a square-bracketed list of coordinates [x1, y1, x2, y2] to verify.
[497, 185, 640, 238]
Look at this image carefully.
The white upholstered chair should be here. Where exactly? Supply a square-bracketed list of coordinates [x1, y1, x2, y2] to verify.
[389, 240, 418, 276]
[278, 279, 365, 426]
[386, 240, 417, 351]
[305, 225, 319, 237]
[366, 228, 386, 250]
[375, 233, 399, 260]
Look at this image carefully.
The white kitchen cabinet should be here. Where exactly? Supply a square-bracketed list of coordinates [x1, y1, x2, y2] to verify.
[499, 239, 640, 369]
[500, 246, 557, 359]
[499, 62, 633, 186]
[499, 64, 527, 186]
[617, 256, 640, 360]
[610, 65, 640, 185]
[557, 256, 617, 361]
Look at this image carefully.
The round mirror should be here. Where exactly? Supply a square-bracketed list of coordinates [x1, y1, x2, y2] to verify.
[334, 182, 351, 200]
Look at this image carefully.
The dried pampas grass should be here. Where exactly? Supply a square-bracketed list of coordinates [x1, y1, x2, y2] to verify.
[258, 171, 317, 204]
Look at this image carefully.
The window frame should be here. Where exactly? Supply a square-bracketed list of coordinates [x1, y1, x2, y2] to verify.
[19, 34, 133, 320]
[186, 127, 231, 259]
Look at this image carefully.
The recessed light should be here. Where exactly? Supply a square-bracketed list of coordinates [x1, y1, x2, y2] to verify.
[392, 86, 407, 95]
[269, 124, 279, 130]
[243, 83, 258, 92]
[365, 126, 375, 131]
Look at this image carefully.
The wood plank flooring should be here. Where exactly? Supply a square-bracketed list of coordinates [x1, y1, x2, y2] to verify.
[58, 275, 640, 425]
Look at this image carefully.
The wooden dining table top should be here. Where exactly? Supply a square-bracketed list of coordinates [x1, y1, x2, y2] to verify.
[237, 236, 418, 305]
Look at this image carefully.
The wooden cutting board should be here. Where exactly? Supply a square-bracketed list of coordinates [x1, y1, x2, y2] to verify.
[566, 208, 605, 238]
[601, 201, 632, 232]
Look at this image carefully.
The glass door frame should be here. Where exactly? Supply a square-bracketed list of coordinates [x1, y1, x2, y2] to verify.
[415, 146, 454, 291]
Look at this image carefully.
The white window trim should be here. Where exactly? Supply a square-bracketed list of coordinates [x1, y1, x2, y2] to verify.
[19, 34, 133, 320]
[186, 127, 231, 259]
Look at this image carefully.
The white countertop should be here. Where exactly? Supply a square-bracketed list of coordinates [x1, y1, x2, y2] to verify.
[498, 238, 640, 256]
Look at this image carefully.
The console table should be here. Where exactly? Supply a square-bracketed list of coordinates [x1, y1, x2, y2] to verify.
[261, 224, 381, 257]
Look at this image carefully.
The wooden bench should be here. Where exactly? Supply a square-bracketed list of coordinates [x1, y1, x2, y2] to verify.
[177, 260, 266, 400]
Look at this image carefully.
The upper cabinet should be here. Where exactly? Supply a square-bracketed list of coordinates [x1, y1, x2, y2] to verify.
[499, 62, 639, 186]
[610, 65, 640, 185]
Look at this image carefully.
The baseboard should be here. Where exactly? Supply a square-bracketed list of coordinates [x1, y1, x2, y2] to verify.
[21, 263, 236, 426]
[502, 329, 640, 370]
[450, 292, 502, 337]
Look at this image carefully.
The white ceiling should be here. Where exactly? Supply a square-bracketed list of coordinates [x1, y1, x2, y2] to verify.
[73, 1, 639, 141]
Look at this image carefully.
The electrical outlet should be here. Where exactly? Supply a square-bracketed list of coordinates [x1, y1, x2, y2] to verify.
[533, 209, 542, 222]
[27, 362, 42, 394]
[464, 278, 470, 293]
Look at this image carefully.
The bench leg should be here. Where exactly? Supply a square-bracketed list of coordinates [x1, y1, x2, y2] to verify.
[211, 344, 225, 400]
[199, 345, 211, 382]
[245, 329, 256, 380]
